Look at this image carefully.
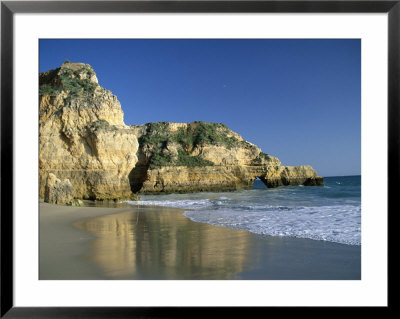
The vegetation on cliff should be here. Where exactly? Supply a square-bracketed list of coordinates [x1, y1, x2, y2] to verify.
[138, 122, 212, 168]
[137, 121, 252, 169]
[173, 122, 243, 150]
[88, 119, 119, 133]
[60, 65, 97, 103]
[39, 62, 98, 103]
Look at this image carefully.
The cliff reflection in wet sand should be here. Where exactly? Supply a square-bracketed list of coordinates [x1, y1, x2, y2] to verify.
[73, 206, 256, 279]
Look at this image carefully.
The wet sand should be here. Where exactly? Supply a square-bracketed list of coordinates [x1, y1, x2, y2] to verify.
[39, 201, 131, 279]
[39, 201, 361, 280]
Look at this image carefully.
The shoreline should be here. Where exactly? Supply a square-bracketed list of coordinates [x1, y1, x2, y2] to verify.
[39, 201, 136, 279]
[40, 201, 361, 280]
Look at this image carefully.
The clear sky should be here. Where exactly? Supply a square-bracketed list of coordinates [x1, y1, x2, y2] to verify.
[39, 39, 361, 177]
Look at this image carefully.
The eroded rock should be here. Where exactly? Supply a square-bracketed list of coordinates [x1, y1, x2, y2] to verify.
[39, 62, 323, 199]
[44, 173, 75, 205]
[39, 62, 138, 200]
[129, 121, 323, 193]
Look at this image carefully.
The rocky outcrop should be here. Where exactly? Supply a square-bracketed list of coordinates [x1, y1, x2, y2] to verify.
[133, 164, 322, 194]
[259, 165, 324, 188]
[39, 62, 138, 200]
[39, 62, 323, 200]
[129, 122, 323, 194]
[44, 173, 75, 205]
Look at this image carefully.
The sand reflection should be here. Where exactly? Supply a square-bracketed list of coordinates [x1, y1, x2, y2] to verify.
[74, 206, 255, 279]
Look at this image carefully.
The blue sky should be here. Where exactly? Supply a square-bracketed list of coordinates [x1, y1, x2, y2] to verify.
[39, 39, 361, 177]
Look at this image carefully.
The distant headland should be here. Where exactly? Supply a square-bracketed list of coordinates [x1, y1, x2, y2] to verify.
[39, 62, 323, 204]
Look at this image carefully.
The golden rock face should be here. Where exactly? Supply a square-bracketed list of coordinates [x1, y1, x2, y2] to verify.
[39, 62, 323, 200]
[39, 63, 139, 200]
[138, 165, 323, 194]
[129, 122, 322, 194]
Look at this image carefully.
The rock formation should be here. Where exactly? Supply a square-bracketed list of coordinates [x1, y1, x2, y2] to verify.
[39, 62, 139, 200]
[39, 62, 323, 200]
[129, 121, 323, 194]
[44, 173, 75, 205]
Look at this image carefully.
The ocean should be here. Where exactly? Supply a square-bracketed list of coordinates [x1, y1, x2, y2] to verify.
[127, 175, 361, 246]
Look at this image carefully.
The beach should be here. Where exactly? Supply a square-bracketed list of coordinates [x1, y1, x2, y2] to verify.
[39, 201, 361, 280]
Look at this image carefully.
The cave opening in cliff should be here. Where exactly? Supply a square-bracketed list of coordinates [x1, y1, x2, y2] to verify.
[253, 177, 267, 189]
[128, 165, 148, 194]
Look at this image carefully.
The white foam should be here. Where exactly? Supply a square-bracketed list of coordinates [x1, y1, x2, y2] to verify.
[127, 181, 361, 246]
[184, 205, 361, 246]
[126, 199, 212, 210]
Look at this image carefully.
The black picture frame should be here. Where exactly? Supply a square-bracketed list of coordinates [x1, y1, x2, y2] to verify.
[1, 0, 395, 317]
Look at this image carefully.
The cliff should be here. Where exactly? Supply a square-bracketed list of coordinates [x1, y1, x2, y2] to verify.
[39, 62, 323, 200]
[129, 121, 322, 194]
[39, 62, 139, 200]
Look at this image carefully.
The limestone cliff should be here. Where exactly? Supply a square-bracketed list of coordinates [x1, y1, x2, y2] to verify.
[39, 62, 139, 200]
[129, 121, 323, 194]
[39, 62, 323, 200]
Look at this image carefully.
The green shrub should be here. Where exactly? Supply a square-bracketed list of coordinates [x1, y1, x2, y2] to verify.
[149, 152, 172, 169]
[88, 119, 117, 133]
[172, 127, 194, 149]
[138, 122, 169, 147]
[169, 122, 241, 150]
[39, 84, 58, 96]
[140, 121, 238, 168]
[58, 66, 98, 104]
[175, 149, 214, 167]
[80, 65, 95, 78]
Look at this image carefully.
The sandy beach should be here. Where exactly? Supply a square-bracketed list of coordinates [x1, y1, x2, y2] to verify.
[39, 201, 361, 280]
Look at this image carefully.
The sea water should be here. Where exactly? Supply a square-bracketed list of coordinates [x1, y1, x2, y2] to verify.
[127, 175, 361, 246]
